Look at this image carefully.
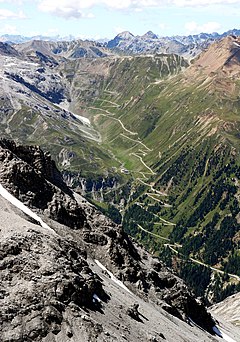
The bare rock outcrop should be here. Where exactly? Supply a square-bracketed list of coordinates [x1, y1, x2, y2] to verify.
[0, 139, 216, 341]
[0, 224, 106, 341]
[0, 138, 86, 229]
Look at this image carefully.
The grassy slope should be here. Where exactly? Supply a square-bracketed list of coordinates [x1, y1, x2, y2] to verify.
[0, 98, 116, 179]
[83, 44, 240, 298]
[88, 55, 189, 173]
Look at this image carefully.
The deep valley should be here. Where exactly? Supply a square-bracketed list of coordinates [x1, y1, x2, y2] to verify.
[0, 30, 240, 341]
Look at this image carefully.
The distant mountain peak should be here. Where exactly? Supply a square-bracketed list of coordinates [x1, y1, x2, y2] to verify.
[142, 31, 158, 39]
[116, 31, 135, 40]
[107, 31, 134, 49]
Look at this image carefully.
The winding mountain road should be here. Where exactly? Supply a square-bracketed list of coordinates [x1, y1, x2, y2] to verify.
[120, 133, 152, 152]
[137, 224, 171, 242]
[137, 224, 240, 281]
[167, 243, 240, 282]
[131, 153, 156, 175]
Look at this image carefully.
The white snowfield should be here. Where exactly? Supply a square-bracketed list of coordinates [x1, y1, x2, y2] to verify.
[233, 41, 240, 48]
[73, 114, 91, 126]
[95, 259, 132, 294]
[0, 183, 56, 234]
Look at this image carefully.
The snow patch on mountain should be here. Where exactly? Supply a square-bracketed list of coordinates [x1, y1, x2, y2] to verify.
[0, 183, 55, 234]
[95, 259, 133, 294]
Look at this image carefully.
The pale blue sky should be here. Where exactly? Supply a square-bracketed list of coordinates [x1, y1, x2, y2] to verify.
[0, 1, 240, 39]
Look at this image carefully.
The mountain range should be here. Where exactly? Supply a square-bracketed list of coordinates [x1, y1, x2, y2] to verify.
[1, 28, 240, 59]
[105, 29, 240, 58]
[0, 28, 240, 340]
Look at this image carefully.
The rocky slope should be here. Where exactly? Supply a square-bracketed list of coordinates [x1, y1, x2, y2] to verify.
[0, 42, 20, 57]
[210, 292, 240, 327]
[14, 39, 113, 62]
[1, 138, 236, 342]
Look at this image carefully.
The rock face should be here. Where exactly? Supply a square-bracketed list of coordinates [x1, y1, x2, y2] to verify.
[0, 139, 86, 229]
[0, 139, 65, 188]
[1, 225, 105, 341]
[0, 42, 20, 57]
[0, 139, 219, 341]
